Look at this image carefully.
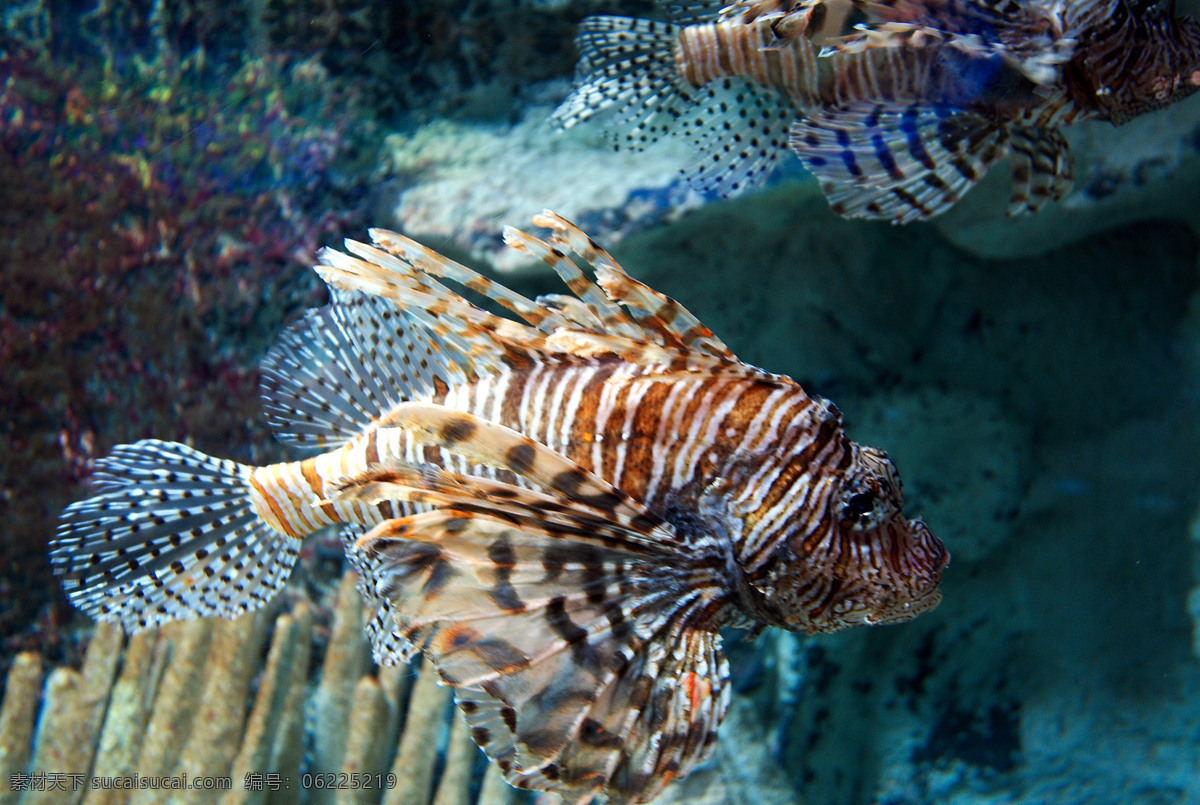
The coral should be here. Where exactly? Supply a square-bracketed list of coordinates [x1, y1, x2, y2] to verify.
[0, 36, 372, 660]
[4, 1, 655, 122]
[0, 572, 513, 805]
[261, 0, 657, 120]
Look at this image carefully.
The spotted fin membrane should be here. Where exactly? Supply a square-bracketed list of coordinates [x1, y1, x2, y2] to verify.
[52, 440, 300, 632]
[679, 78, 796, 197]
[551, 16, 695, 150]
[552, 15, 793, 198]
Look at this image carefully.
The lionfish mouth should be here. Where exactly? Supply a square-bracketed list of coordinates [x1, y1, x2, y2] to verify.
[870, 585, 944, 625]
[875, 518, 949, 624]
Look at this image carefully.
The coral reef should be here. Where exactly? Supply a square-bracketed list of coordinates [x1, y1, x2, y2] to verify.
[0, 25, 372, 660]
[3, 1, 654, 121]
[0, 573, 516, 805]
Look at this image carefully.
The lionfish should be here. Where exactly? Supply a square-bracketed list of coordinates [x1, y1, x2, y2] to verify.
[552, 0, 1200, 222]
[52, 212, 947, 803]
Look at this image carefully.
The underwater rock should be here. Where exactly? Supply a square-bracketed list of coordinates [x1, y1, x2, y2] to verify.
[23, 622, 121, 805]
[0, 653, 41, 805]
[309, 574, 370, 803]
[1191, 495, 1200, 659]
[224, 604, 312, 805]
[378, 101, 716, 272]
[377, 87, 1199, 268]
[87, 631, 156, 805]
[381, 662, 452, 805]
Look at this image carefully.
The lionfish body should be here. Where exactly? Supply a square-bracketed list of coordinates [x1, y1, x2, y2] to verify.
[553, 0, 1200, 222]
[53, 213, 946, 803]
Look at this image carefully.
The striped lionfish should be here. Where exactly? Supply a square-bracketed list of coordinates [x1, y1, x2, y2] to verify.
[52, 213, 948, 803]
[552, 0, 1200, 222]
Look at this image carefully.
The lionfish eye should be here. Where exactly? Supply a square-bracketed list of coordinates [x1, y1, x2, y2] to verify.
[842, 491, 876, 521]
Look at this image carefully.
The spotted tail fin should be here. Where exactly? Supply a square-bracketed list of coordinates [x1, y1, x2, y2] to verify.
[331, 409, 731, 803]
[789, 101, 1009, 222]
[52, 440, 300, 632]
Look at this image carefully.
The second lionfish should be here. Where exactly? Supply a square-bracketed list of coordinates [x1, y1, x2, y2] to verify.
[52, 212, 947, 803]
[553, 0, 1200, 222]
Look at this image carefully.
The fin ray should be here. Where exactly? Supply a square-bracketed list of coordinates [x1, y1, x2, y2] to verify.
[531, 210, 740, 361]
[681, 79, 796, 197]
[1007, 124, 1073, 215]
[551, 16, 693, 151]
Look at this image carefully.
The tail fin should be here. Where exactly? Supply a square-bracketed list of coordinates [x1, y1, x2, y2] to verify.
[52, 440, 299, 632]
[551, 16, 693, 150]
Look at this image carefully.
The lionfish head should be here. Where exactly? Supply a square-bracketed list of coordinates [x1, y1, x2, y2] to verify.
[1075, 0, 1200, 123]
[748, 440, 949, 635]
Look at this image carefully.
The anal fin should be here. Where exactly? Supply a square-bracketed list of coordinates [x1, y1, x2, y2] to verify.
[681, 79, 798, 197]
[340, 525, 418, 666]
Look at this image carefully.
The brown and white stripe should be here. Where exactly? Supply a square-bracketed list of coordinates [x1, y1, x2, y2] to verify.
[675, 18, 822, 107]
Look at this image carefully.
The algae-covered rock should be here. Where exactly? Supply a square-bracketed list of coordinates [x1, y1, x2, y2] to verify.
[378, 105, 711, 273]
